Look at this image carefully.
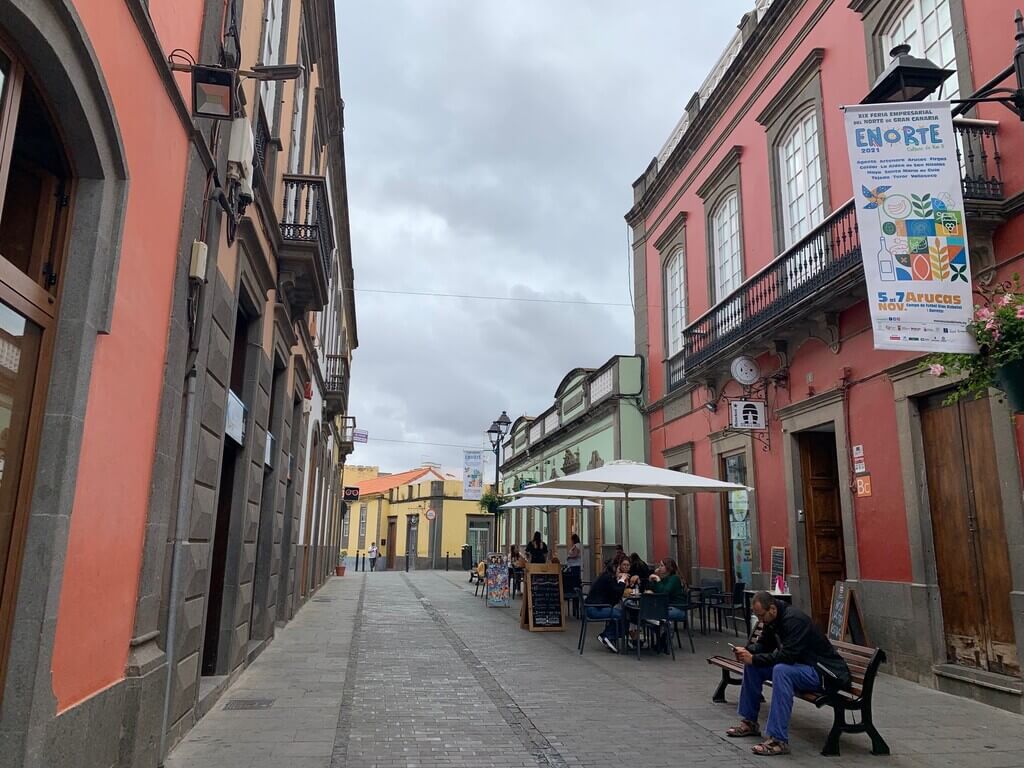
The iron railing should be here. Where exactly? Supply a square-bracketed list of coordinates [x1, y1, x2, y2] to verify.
[280, 174, 334, 277]
[338, 415, 356, 446]
[325, 354, 348, 395]
[953, 118, 1003, 201]
[670, 200, 861, 390]
[253, 105, 272, 190]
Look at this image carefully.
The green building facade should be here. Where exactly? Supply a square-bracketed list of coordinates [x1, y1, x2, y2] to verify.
[499, 355, 648, 579]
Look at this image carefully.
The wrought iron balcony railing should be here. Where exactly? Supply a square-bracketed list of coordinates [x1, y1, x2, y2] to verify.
[666, 120, 1005, 392]
[953, 118, 1003, 201]
[281, 175, 334, 276]
[669, 200, 862, 390]
[323, 354, 349, 418]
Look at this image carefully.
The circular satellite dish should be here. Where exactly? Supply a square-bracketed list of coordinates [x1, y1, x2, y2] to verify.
[730, 355, 761, 386]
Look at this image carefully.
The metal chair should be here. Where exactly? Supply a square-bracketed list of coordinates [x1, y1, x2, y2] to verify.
[577, 587, 623, 654]
[635, 593, 674, 661]
[669, 594, 697, 653]
[711, 581, 747, 636]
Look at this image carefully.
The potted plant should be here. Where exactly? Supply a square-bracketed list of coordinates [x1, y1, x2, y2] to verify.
[336, 550, 348, 577]
[925, 276, 1024, 412]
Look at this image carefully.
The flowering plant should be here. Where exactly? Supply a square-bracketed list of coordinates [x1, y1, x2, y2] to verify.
[925, 276, 1024, 404]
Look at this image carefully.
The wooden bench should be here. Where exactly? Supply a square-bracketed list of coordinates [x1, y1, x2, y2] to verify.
[707, 640, 890, 757]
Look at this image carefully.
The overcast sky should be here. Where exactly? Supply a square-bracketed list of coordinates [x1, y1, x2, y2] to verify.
[337, 1, 751, 477]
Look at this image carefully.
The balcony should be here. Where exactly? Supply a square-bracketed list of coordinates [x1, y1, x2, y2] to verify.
[323, 354, 350, 419]
[279, 174, 334, 312]
[666, 120, 1006, 392]
[337, 415, 357, 455]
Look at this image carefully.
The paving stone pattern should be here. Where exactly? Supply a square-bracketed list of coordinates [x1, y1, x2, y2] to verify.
[166, 571, 1024, 768]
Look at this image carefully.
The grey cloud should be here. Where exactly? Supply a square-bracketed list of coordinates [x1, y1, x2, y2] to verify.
[339, 0, 752, 473]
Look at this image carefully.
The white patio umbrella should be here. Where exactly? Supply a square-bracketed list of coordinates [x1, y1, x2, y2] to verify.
[531, 459, 750, 552]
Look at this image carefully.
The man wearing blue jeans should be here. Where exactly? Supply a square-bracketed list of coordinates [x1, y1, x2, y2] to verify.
[726, 592, 850, 756]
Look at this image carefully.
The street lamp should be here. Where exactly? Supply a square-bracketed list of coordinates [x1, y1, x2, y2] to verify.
[486, 410, 511, 553]
[863, 12, 1024, 119]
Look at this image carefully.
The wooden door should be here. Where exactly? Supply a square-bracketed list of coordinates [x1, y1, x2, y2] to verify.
[920, 395, 1019, 675]
[798, 431, 846, 630]
[386, 519, 396, 569]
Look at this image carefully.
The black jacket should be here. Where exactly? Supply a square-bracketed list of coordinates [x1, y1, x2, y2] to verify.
[586, 571, 625, 607]
[747, 602, 851, 691]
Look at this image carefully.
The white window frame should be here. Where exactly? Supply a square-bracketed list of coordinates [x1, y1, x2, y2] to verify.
[883, 0, 958, 100]
[260, 0, 284, 132]
[664, 247, 686, 357]
[711, 191, 743, 302]
[779, 110, 825, 249]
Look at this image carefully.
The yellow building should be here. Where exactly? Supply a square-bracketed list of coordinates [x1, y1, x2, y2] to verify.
[341, 467, 495, 569]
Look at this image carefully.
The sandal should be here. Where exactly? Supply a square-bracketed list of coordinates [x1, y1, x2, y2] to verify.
[726, 720, 761, 738]
[752, 738, 790, 756]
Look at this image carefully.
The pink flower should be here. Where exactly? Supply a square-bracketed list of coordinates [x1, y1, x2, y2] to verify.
[1017, 306, 1024, 319]
[976, 307, 994, 321]
[998, 293, 1015, 307]
[985, 318, 1000, 332]
[928, 364, 945, 376]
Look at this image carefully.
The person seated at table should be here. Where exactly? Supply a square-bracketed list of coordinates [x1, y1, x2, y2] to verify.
[628, 553, 652, 586]
[725, 592, 851, 757]
[585, 560, 629, 653]
[617, 557, 638, 587]
[525, 531, 549, 564]
[612, 546, 627, 567]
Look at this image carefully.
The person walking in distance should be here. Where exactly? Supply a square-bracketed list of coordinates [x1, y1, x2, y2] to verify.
[368, 542, 379, 572]
[725, 592, 851, 756]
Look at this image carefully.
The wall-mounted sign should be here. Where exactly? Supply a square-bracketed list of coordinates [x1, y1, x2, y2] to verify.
[225, 390, 247, 446]
[843, 101, 976, 353]
[463, 450, 484, 501]
[264, 430, 275, 468]
[854, 459, 867, 475]
[852, 444, 864, 459]
[425, 508, 436, 521]
[343, 486, 361, 501]
[729, 400, 767, 430]
[352, 429, 368, 443]
[855, 475, 873, 497]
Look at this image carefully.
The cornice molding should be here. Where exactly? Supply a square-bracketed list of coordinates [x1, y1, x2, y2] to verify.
[654, 211, 689, 252]
[775, 387, 845, 421]
[756, 47, 826, 128]
[697, 146, 743, 201]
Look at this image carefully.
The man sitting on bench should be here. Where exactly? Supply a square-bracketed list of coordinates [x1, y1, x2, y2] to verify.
[725, 592, 850, 757]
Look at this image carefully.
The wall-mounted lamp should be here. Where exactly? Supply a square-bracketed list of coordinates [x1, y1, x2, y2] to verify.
[191, 65, 235, 121]
[704, 401, 717, 414]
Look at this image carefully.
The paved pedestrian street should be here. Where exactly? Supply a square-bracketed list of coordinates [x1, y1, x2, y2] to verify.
[165, 572, 1024, 768]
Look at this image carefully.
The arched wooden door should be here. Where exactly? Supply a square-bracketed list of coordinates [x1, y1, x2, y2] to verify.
[0, 38, 72, 694]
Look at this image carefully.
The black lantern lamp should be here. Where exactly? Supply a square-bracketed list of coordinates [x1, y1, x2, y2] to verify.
[486, 410, 512, 550]
[862, 44, 954, 104]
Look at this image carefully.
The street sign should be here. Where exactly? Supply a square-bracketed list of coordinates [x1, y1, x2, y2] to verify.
[343, 486, 360, 501]
[729, 400, 767, 430]
[425, 508, 436, 521]
[352, 429, 368, 443]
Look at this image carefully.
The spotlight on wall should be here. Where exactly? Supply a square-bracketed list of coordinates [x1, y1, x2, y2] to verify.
[704, 401, 717, 414]
[191, 65, 236, 120]
[244, 63, 305, 81]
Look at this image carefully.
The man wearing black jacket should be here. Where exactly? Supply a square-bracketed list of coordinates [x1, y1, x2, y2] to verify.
[725, 592, 850, 756]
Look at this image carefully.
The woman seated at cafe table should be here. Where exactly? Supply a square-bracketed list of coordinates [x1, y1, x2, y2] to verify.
[648, 558, 687, 621]
[585, 559, 631, 653]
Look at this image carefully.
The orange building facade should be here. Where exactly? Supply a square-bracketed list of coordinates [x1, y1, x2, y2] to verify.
[0, 1, 357, 765]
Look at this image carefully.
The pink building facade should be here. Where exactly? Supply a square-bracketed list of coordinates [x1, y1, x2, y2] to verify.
[629, 0, 1024, 711]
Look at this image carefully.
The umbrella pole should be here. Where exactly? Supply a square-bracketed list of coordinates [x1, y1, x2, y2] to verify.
[623, 489, 630, 554]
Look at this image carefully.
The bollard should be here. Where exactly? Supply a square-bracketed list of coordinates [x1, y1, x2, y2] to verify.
[405, 553, 410, 572]
[445, 553, 450, 571]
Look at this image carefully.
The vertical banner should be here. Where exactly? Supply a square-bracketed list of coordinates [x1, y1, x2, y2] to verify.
[843, 101, 976, 353]
[462, 450, 483, 501]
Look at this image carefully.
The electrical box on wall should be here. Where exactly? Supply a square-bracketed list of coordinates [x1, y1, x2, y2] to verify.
[189, 240, 208, 281]
[226, 116, 254, 203]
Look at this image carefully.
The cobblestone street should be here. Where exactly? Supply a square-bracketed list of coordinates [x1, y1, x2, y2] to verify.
[165, 572, 1024, 768]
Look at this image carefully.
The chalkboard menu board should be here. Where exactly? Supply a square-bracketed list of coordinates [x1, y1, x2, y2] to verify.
[520, 564, 565, 632]
[770, 547, 785, 587]
[827, 580, 868, 645]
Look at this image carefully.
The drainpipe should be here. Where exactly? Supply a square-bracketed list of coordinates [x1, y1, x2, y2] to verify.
[158, 363, 199, 764]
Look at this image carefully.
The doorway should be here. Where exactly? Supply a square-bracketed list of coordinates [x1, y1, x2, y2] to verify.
[406, 515, 419, 570]
[797, 429, 846, 630]
[919, 394, 1019, 675]
[467, 521, 489, 565]
[0, 40, 70, 697]
[386, 518, 396, 570]
[719, 453, 751, 590]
